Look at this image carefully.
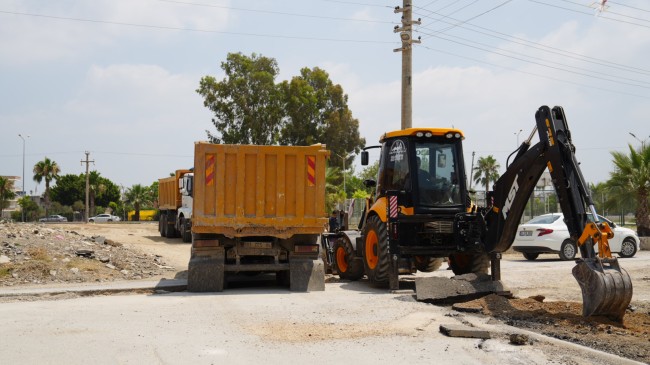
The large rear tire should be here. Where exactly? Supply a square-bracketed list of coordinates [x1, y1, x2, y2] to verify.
[362, 215, 390, 287]
[414, 256, 444, 272]
[448, 253, 490, 276]
[160, 215, 168, 237]
[334, 237, 364, 281]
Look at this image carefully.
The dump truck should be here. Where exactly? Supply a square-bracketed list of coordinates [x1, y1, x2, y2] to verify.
[324, 105, 632, 321]
[158, 169, 194, 242]
[188, 142, 329, 292]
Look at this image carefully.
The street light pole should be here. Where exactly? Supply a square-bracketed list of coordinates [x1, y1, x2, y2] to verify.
[17, 134, 29, 222]
[629, 132, 648, 150]
[514, 129, 523, 147]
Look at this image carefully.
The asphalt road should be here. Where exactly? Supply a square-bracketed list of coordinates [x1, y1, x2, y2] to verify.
[0, 274, 645, 365]
[1, 222, 646, 365]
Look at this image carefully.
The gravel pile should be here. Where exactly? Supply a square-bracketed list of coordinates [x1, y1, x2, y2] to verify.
[0, 220, 174, 286]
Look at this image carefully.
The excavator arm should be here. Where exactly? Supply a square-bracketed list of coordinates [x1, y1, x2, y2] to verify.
[482, 105, 632, 321]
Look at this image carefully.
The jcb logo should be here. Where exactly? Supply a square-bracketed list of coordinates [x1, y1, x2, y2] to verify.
[502, 174, 519, 220]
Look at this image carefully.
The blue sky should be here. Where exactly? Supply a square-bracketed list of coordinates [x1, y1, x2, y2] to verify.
[1, 0, 649, 195]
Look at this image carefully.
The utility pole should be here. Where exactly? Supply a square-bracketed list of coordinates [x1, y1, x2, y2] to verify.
[18, 134, 29, 222]
[394, 0, 421, 130]
[81, 151, 94, 222]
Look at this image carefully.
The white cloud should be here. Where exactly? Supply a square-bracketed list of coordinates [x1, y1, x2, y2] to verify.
[0, 0, 231, 65]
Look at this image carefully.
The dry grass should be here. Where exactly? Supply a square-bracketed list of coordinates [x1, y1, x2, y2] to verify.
[26, 247, 51, 262]
[0, 264, 14, 278]
[14, 261, 52, 278]
[65, 257, 101, 272]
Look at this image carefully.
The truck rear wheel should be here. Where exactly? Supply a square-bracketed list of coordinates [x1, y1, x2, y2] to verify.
[160, 215, 168, 237]
[448, 253, 489, 276]
[362, 215, 390, 287]
[334, 237, 364, 281]
[414, 256, 444, 272]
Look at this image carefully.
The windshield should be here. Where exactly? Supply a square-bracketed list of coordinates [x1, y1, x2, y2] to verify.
[414, 141, 462, 207]
[527, 214, 561, 224]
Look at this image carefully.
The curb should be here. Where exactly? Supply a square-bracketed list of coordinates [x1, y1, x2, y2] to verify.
[0, 279, 188, 298]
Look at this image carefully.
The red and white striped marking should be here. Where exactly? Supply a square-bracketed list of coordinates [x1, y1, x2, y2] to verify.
[389, 195, 398, 218]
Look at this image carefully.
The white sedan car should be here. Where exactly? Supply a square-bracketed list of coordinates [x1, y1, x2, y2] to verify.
[512, 213, 640, 260]
[88, 214, 121, 223]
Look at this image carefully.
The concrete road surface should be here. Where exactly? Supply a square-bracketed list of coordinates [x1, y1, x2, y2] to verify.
[0, 278, 638, 365]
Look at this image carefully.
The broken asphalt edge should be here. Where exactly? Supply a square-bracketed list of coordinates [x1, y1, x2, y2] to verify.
[0, 279, 188, 298]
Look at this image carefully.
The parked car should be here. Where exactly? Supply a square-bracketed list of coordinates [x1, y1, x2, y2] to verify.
[39, 215, 68, 222]
[512, 213, 640, 260]
[88, 214, 121, 223]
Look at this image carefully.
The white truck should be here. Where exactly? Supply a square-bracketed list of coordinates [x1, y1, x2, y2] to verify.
[158, 169, 194, 242]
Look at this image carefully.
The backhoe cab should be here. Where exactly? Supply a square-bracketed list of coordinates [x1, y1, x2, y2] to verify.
[329, 105, 632, 321]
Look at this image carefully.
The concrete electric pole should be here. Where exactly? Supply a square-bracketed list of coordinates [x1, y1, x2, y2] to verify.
[394, 0, 421, 130]
[81, 151, 94, 222]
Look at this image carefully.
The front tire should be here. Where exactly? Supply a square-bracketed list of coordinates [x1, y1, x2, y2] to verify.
[180, 218, 192, 243]
[334, 237, 364, 281]
[559, 239, 577, 260]
[414, 256, 444, 272]
[619, 238, 637, 258]
[448, 253, 490, 276]
[362, 215, 390, 287]
[523, 252, 539, 261]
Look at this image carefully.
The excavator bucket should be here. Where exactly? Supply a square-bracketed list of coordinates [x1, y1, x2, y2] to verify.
[572, 257, 633, 322]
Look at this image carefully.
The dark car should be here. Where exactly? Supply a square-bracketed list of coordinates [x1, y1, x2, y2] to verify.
[39, 215, 68, 222]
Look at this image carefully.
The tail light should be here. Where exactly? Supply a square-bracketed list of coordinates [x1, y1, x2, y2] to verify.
[536, 228, 554, 237]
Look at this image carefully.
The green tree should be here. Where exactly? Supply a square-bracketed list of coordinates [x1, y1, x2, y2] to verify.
[125, 184, 152, 222]
[17, 196, 41, 222]
[197, 52, 283, 145]
[279, 67, 365, 160]
[472, 155, 500, 197]
[0, 176, 16, 217]
[50, 172, 120, 212]
[607, 144, 650, 235]
[50, 174, 84, 206]
[33, 157, 60, 216]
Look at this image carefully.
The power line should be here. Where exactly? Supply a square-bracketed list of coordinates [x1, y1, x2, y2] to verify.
[416, 0, 513, 34]
[416, 29, 650, 89]
[412, 7, 650, 77]
[609, 1, 650, 13]
[528, 0, 650, 29]
[0, 10, 395, 44]
[419, 44, 650, 100]
[158, 0, 394, 24]
[556, 0, 650, 23]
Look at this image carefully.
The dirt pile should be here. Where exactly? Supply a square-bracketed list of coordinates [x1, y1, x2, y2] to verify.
[0, 221, 175, 286]
[454, 294, 650, 363]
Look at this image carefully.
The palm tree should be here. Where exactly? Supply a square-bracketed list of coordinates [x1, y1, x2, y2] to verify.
[0, 176, 16, 217]
[125, 184, 152, 222]
[472, 155, 501, 201]
[33, 157, 61, 216]
[607, 144, 650, 236]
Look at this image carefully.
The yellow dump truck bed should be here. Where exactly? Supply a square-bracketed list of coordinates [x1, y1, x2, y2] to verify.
[158, 169, 191, 211]
[192, 143, 329, 239]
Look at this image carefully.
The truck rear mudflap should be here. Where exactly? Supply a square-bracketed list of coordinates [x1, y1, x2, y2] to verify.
[572, 257, 633, 322]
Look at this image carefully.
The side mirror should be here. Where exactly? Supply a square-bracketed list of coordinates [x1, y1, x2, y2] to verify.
[361, 151, 369, 166]
[363, 179, 376, 188]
